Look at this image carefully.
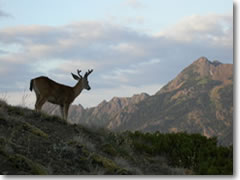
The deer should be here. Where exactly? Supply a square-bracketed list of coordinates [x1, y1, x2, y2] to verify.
[29, 69, 93, 121]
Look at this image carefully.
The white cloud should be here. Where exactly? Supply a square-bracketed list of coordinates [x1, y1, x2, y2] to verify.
[102, 68, 138, 83]
[0, 43, 23, 54]
[0, 21, 148, 65]
[32, 59, 65, 74]
[110, 42, 145, 56]
[101, 58, 161, 84]
[156, 13, 233, 47]
[56, 60, 99, 74]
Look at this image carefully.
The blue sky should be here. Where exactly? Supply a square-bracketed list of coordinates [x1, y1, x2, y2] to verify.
[0, 0, 233, 108]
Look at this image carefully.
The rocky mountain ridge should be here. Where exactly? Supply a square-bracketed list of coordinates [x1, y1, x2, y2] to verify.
[158, 57, 232, 94]
[43, 57, 233, 145]
[43, 92, 150, 127]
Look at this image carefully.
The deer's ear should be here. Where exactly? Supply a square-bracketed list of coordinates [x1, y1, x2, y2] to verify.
[71, 73, 80, 80]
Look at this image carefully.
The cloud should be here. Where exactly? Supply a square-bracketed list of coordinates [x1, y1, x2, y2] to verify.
[0, 13, 233, 107]
[101, 59, 161, 83]
[0, 61, 36, 92]
[0, 49, 7, 54]
[0, 66, 8, 74]
[110, 42, 145, 57]
[0, 22, 146, 63]
[156, 13, 233, 47]
[54, 60, 99, 77]
[0, 9, 11, 18]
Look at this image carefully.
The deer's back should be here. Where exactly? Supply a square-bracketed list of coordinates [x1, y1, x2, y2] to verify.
[33, 76, 74, 104]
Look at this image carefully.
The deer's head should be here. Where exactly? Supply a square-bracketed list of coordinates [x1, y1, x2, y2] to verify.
[71, 69, 93, 90]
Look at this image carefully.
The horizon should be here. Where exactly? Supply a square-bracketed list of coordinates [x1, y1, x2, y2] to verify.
[1, 56, 232, 109]
[0, 0, 233, 108]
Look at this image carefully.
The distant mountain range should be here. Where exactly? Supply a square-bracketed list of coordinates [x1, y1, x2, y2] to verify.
[43, 57, 233, 146]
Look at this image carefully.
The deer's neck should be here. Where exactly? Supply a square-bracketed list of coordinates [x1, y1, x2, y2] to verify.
[73, 80, 83, 98]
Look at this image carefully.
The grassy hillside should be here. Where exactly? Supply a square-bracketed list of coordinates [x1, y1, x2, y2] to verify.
[0, 100, 232, 175]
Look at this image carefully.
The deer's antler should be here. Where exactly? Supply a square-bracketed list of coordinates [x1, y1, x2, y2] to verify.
[84, 69, 93, 78]
[77, 69, 83, 78]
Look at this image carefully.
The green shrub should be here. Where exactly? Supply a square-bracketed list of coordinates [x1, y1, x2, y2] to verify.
[9, 154, 48, 175]
[129, 131, 233, 175]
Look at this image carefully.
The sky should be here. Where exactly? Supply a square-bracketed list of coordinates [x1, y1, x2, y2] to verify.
[0, 0, 233, 108]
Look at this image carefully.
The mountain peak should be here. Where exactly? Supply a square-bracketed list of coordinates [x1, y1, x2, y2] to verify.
[211, 60, 222, 67]
[193, 56, 210, 65]
[193, 57, 222, 67]
[132, 93, 150, 102]
[98, 100, 108, 107]
[157, 57, 232, 94]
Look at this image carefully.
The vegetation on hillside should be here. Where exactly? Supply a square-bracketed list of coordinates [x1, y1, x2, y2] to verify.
[0, 100, 233, 175]
[129, 131, 233, 175]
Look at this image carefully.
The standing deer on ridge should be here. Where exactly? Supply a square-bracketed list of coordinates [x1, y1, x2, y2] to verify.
[30, 69, 93, 120]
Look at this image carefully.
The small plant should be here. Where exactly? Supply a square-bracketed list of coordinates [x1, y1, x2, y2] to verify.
[22, 122, 49, 139]
[9, 154, 48, 175]
[20, 89, 31, 107]
[0, 92, 8, 104]
[72, 136, 96, 152]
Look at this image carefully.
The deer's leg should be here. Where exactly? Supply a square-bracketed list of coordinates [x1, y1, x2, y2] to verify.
[35, 96, 41, 111]
[34, 93, 40, 111]
[35, 96, 47, 112]
[60, 105, 64, 119]
[63, 104, 70, 121]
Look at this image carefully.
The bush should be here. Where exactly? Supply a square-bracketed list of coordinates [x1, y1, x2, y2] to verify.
[129, 131, 233, 175]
